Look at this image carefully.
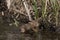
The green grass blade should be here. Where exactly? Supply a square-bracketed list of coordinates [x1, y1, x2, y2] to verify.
[33, 0, 39, 19]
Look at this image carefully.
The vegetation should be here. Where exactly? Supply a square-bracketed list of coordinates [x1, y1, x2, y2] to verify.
[0, 0, 60, 40]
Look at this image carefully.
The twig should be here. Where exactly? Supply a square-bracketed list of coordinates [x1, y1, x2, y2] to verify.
[22, 0, 32, 21]
[13, 7, 28, 16]
[6, 0, 11, 9]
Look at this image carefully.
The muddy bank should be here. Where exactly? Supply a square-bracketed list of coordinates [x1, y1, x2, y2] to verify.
[0, 24, 60, 40]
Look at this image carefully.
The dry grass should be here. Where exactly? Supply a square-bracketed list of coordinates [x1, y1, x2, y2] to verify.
[0, 0, 60, 33]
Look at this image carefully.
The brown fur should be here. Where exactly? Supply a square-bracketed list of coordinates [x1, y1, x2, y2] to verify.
[20, 20, 39, 33]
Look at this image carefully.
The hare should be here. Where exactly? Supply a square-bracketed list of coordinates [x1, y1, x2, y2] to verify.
[20, 20, 39, 33]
